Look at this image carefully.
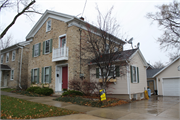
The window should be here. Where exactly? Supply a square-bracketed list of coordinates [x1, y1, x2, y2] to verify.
[1, 55, 3, 64]
[12, 50, 16, 61]
[105, 44, 109, 53]
[11, 70, 14, 80]
[96, 65, 119, 78]
[6, 53, 9, 63]
[46, 20, 51, 32]
[141, 93, 144, 99]
[133, 94, 137, 99]
[114, 47, 118, 52]
[42, 66, 51, 83]
[31, 68, 39, 84]
[43, 39, 52, 54]
[130, 66, 139, 83]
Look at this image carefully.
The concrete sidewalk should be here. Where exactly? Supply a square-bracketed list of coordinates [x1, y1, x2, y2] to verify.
[1, 91, 180, 120]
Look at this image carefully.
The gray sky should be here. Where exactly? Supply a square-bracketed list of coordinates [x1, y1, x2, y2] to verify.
[1, 0, 174, 65]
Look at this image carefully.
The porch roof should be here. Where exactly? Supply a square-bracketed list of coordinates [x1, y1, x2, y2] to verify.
[1, 64, 11, 70]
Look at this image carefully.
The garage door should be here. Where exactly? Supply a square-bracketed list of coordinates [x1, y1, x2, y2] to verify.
[163, 78, 180, 96]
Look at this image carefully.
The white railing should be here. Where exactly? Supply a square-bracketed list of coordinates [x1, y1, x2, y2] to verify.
[52, 47, 68, 61]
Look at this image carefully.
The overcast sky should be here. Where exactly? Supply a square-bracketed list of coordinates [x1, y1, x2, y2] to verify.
[1, 0, 175, 65]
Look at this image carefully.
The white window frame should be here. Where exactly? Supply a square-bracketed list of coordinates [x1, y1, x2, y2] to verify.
[99, 65, 116, 78]
[34, 43, 39, 57]
[46, 20, 51, 32]
[105, 44, 110, 53]
[140, 93, 144, 99]
[44, 39, 50, 54]
[11, 69, 14, 80]
[32, 68, 38, 84]
[133, 94, 137, 100]
[6, 53, 9, 63]
[12, 50, 16, 61]
[59, 34, 66, 48]
[132, 66, 138, 83]
[44, 66, 50, 83]
[1, 54, 3, 64]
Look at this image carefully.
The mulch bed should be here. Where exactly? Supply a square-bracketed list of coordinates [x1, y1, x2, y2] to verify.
[54, 95, 129, 108]
[11, 90, 45, 97]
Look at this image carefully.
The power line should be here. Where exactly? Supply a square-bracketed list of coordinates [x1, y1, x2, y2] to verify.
[81, 0, 87, 17]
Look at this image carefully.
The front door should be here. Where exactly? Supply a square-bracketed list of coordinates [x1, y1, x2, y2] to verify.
[4, 72, 8, 87]
[62, 66, 68, 89]
[55, 66, 62, 92]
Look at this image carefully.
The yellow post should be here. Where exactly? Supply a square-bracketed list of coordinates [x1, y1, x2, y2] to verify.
[99, 89, 106, 101]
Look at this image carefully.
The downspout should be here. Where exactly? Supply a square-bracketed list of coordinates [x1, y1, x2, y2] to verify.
[16, 45, 23, 89]
[126, 60, 131, 100]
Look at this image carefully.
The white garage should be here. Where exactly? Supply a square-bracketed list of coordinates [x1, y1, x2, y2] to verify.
[163, 78, 180, 96]
[152, 56, 180, 96]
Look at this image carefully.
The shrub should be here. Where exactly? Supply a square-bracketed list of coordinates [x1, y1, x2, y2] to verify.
[62, 90, 83, 96]
[26, 87, 41, 93]
[27, 87, 54, 96]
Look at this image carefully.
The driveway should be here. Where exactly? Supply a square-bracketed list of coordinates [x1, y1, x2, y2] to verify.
[1, 91, 180, 120]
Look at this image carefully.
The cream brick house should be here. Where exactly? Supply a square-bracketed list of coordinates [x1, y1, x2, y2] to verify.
[26, 10, 125, 93]
[0, 41, 31, 89]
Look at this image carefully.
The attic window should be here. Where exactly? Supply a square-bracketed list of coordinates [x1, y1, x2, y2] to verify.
[46, 20, 51, 32]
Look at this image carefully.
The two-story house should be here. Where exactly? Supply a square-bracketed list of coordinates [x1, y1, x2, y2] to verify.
[0, 41, 31, 89]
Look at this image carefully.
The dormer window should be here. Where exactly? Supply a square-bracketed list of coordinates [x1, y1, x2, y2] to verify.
[46, 20, 51, 32]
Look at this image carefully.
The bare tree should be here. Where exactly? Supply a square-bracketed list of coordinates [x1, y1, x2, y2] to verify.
[81, 6, 126, 89]
[146, 1, 180, 51]
[168, 52, 180, 62]
[0, 0, 42, 39]
[0, 34, 12, 50]
[153, 61, 165, 69]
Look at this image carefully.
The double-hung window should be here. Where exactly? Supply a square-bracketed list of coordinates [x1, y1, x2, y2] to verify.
[96, 65, 119, 78]
[31, 68, 39, 84]
[11, 70, 14, 80]
[6, 53, 9, 63]
[130, 66, 139, 83]
[42, 66, 51, 83]
[1, 55, 3, 64]
[33, 43, 41, 57]
[43, 39, 52, 54]
[12, 50, 16, 61]
[46, 20, 51, 32]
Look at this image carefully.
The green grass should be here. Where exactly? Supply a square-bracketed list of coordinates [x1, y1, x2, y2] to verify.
[1, 95, 80, 119]
[1, 88, 16, 92]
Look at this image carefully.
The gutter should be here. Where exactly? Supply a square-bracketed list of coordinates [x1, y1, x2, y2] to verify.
[16, 45, 24, 89]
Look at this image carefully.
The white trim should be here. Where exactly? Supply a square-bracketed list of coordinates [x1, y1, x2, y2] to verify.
[59, 34, 67, 48]
[6, 53, 9, 63]
[12, 50, 16, 61]
[44, 66, 50, 84]
[44, 39, 51, 54]
[156, 77, 159, 95]
[10, 69, 14, 80]
[153, 56, 180, 78]
[127, 65, 130, 94]
[46, 19, 52, 32]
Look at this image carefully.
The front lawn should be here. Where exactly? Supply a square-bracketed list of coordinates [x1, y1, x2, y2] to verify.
[54, 96, 128, 108]
[1, 88, 16, 92]
[11, 89, 45, 97]
[1, 95, 80, 119]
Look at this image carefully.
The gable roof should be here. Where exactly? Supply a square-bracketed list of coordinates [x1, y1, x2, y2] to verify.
[153, 56, 180, 77]
[26, 10, 125, 44]
[89, 48, 148, 67]
[147, 69, 162, 78]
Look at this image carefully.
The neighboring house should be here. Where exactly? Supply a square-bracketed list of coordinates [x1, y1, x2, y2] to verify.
[25, 10, 125, 93]
[147, 68, 161, 95]
[89, 48, 148, 100]
[0, 41, 31, 89]
[152, 56, 180, 96]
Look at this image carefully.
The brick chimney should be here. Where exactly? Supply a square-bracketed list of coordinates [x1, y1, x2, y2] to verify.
[79, 17, 84, 21]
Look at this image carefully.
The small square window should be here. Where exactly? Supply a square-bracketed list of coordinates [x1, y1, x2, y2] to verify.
[12, 50, 16, 61]
[6, 53, 9, 63]
[46, 20, 51, 32]
[141, 93, 144, 99]
[133, 94, 137, 99]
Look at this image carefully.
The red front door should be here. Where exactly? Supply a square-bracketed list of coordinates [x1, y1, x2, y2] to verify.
[62, 66, 68, 89]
